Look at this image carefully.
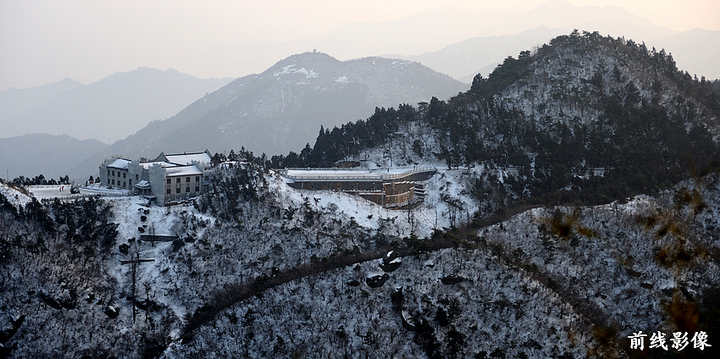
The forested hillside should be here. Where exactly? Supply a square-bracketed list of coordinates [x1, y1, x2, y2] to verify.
[272, 31, 720, 212]
[2, 31, 720, 359]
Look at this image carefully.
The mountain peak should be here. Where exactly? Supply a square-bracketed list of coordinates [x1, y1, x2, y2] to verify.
[70, 52, 467, 177]
[270, 51, 340, 69]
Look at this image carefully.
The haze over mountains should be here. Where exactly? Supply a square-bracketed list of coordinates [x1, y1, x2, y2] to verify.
[0, 78, 83, 125]
[0, 67, 232, 143]
[1, 0, 718, 183]
[2, 31, 720, 358]
[69, 53, 467, 179]
[382, 1, 719, 83]
[0, 134, 107, 180]
[175, 0, 719, 85]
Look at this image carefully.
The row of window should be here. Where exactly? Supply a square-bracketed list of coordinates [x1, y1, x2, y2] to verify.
[166, 186, 200, 194]
[166, 176, 201, 184]
[107, 170, 139, 180]
[110, 179, 133, 187]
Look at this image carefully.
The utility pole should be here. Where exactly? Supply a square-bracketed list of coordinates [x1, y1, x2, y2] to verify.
[121, 253, 155, 323]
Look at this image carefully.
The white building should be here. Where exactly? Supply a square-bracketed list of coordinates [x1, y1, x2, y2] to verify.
[102, 158, 133, 190]
[99, 150, 213, 204]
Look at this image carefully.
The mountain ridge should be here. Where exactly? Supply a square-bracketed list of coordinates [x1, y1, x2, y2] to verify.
[0, 133, 107, 180]
[2, 31, 720, 359]
[385, 26, 720, 84]
[1, 67, 232, 143]
[272, 31, 720, 211]
[68, 52, 467, 179]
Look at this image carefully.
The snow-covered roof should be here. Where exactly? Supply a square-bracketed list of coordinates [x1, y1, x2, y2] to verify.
[107, 158, 131, 169]
[140, 161, 176, 169]
[134, 180, 151, 189]
[282, 166, 436, 182]
[165, 152, 211, 166]
[165, 165, 203, 177]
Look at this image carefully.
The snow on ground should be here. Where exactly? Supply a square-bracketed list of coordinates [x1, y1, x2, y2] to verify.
[0, 164, 488, 357]
[476, 190, 720, 341]
[0, 182, 32, 207]
[267, 166, 479, 239]
[80, 184, 131, 196]
[274, 64, 318, 82]
[269, 172, 405, 233]
[162, 243, 599, 359]
[27, 184, 131, 201]
[101, 195, 216, 322]
[27, 184, 75, 200]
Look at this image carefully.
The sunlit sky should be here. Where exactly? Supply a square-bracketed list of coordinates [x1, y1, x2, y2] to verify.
[1, 0, 717, 90]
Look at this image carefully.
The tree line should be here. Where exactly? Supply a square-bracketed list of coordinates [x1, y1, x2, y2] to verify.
[262, 31, 720, 211]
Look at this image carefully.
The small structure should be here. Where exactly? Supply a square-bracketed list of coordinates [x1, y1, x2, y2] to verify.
[120, 254, 155, 323]
[279, 166, 436, 208]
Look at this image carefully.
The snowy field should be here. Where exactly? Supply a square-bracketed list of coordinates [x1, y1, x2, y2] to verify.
[27, 184, 74, 199]
[25, 184, 130, 200]
[80, 184, 130, 196]
[0, 182, 32, 207]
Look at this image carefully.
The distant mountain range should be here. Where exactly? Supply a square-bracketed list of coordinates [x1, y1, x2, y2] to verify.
[177, 0, 719, 83]
[0, 78, 83, 130]
[0, 68, 232, 143]
[386, 25, 720, 84]
[385, 27, 567, 83]
[0, 134, 107, 180]
[69, 52, 467, 179]
[286, 31, 720, 208]
[4, 32, 720, 359]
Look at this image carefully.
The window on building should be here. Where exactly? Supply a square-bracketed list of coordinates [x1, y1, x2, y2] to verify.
[107, 170, 110, 177]
[186, 187, 190, 192]
[123, 172, 126, 178]
[129, 179, 132, 186]
[176, 188, 180, 193]
[167, 188, 171, 194]
[112, 170, 115, 176]
[111, 179, 115, 185]
[195, 186, 199, 192]
[135, 174, 139, 180]
[176, 178, 180, 184]
[196, 176, 200, 182]
[166, 178, 171, 184]
[186, 177, 190, 182]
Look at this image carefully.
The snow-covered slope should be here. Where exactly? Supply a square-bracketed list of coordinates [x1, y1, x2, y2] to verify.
[160, 170, 720, 358]
[2, 159, 720, 358]
[4, 32, 720, 358]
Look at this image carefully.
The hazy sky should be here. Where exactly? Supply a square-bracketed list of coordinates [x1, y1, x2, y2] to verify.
[1, 0, 717, 90]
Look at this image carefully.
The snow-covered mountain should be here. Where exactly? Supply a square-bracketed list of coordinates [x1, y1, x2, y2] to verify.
[2, 32, 720, 358]
[180, 0, 687, 83]
[283, 31, 720, 216]
[2, 159, 719, 358]
[69, 52, 467, 178]
[387, 26, 720, 84]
